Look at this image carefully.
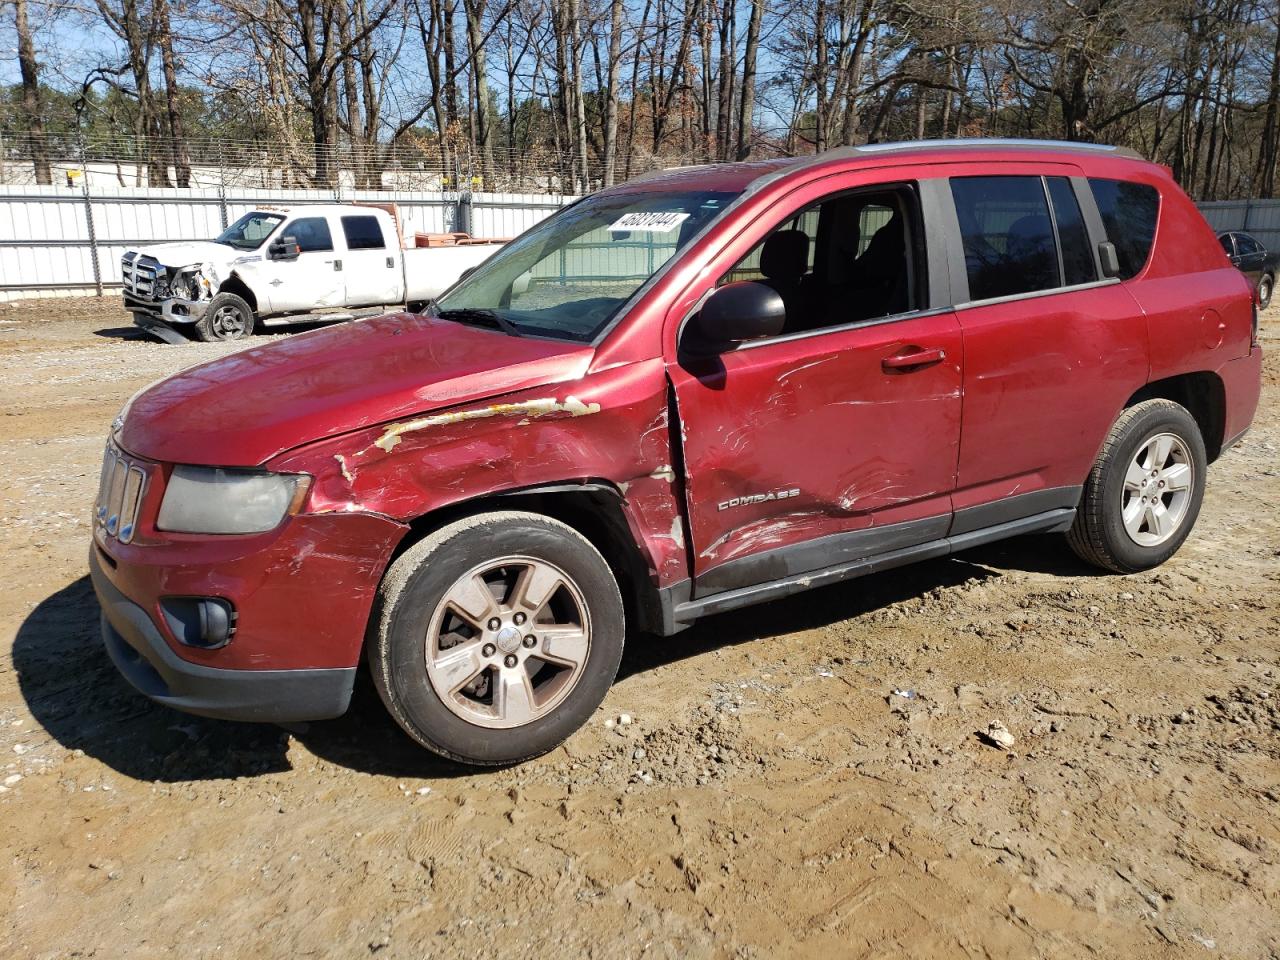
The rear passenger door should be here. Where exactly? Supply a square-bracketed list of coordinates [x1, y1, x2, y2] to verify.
[340, 213, 404, 307]
[943, 170, 1149, 531]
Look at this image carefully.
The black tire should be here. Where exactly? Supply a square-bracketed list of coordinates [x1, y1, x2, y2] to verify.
[194, 292, 256, 342]
[370, 511, 624, 766]
[1258, 273, 1274, 310]
[1067, 398, 1207, 573]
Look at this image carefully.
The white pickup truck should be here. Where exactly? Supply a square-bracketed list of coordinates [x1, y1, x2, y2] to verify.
[120, 204, 505, 342]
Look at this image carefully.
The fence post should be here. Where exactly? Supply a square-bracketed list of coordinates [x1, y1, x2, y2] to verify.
[79, 139, 103, 297]
[1243, 199, 1254, 233]
[216, 141, 229, 230]
[457, 190, 473, 235]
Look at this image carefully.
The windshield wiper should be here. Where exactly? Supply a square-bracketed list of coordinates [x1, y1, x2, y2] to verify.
[435, 307, 522, 337]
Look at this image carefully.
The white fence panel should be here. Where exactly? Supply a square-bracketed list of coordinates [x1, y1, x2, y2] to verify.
[0, 187, 572, 301]
[1197, 199, 1280, 250]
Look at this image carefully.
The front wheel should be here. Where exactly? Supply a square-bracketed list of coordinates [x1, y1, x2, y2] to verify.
[370, 511, 624, 766]
[1067, 399, 1207, 573]
[1258, 273, 1274, 310]
[194, 292, 256, 342]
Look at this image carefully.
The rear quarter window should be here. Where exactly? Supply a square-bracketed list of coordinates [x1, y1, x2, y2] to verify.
[1088, 179, 1159, 279]
[341, 215, 386, 250]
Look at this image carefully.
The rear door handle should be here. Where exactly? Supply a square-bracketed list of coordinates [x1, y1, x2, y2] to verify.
[882, 346, 946, 371]
[333, 259, 343, 271]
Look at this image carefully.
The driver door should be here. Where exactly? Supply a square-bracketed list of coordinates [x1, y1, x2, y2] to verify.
[251, 215, 345, 314]
[666, 177, 962, 596]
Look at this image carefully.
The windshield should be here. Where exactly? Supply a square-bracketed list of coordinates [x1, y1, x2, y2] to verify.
[433, 189, 740, 341]
[216, 212, 285, 250]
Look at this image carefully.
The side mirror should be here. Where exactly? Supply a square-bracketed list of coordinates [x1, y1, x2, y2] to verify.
[270, 236, 301, 261]
[683, 281, 786, 354]
[1097, 241, 1121, 279]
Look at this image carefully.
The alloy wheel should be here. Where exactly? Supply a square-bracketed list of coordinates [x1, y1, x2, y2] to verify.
[1120, 432, 1194, 547]
[424, 556, 591, 729]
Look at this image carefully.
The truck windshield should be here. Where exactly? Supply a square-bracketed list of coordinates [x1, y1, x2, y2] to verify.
[216, 212, 285, 250]
[432, 189, 740, 342]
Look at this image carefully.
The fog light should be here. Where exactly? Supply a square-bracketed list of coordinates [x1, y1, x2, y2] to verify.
[160, 597, 237, 649]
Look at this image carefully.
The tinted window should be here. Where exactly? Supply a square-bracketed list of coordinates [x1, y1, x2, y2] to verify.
[724, 187, 920, 335]
[287, 217, 334, 253]
[951, 176, 1058, 300]
[1236, 234, 1261, 256]
[1219, 234, 1236, 255]
[341, 215, 385, 250]
[1047, 178, 1096, 286]
[1088, 178, 1159, 279]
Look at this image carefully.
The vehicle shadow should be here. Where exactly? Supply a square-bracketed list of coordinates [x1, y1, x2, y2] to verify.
[12, 535, 1089, 783]
[93, 325, 152, 341]
[13, 577, 482, 782]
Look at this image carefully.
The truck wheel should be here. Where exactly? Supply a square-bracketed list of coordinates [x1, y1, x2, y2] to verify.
[370, 511, 624, 766]
[1067, 399, 1206, 574]
[1258, 274, 1273, 310]
[195, 293, 255, 342]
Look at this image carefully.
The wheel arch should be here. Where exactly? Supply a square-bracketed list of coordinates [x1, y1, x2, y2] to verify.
[383, 482, 666, 638]
[1124, 371, 1226, 462]
[218, 273, 259, 314]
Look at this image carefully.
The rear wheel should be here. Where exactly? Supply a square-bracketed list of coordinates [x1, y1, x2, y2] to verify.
[370, 511, 624, 766]
[1068, 399, 1206, 573]
[195, 292, 255, 342]
[1258, 273, 1273, 310]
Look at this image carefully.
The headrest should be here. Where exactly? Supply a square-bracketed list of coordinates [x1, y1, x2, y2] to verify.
[760, 229, 809, 282]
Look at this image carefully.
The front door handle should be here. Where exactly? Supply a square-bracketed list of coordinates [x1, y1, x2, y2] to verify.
[882, 346, 946, 371]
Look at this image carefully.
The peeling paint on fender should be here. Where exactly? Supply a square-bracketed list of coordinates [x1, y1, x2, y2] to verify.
[373, 395, 602, 452]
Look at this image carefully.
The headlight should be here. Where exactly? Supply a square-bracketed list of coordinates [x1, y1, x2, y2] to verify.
[170, 264, 215, 301]
[157, 466, 309, 534]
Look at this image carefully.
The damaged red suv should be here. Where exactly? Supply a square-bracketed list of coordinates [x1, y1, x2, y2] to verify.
[91, 140, 1262, 765]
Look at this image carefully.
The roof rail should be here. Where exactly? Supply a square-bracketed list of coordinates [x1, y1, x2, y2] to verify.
[847, 137, 1144, 160]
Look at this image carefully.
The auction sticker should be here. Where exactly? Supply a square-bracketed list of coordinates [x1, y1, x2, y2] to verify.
[608, 212, 690, 233]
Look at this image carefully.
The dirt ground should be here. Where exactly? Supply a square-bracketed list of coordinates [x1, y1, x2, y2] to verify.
[1, 297, 1277, 959]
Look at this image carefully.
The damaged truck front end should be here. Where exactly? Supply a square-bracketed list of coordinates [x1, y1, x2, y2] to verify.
[121, 251, 218, 343]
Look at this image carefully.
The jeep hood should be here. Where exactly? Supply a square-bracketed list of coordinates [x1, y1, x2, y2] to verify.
[120, 314, 595, 466]
[131, 240, 238, 269]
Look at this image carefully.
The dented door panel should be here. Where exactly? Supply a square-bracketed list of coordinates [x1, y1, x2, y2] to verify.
[668, 314, 963, 588]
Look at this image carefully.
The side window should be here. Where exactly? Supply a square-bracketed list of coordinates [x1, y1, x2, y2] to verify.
[951, 176, 1058, 301]
[1046, 178, 1096, 286]
[341, 215, 385, 250]
[722, 186, 920, 336]
[1219, 234, 1236, 256]
[1088, 178, 1159, 280]
[1236, 235, 1261, 256]
[286, 217, 334, 253]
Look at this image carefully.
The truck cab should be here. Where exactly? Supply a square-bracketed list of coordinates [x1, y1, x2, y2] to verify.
[121, 204, 498, 342]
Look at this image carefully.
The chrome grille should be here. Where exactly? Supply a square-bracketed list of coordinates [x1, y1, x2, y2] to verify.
[95, 443, 147, 544]
[121, 253, 162, 301]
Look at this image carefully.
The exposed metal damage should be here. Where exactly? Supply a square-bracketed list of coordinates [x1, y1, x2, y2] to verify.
[372, 395, 602, 452]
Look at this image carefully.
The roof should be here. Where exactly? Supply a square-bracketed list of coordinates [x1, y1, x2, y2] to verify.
[619, 138, 1148, 195]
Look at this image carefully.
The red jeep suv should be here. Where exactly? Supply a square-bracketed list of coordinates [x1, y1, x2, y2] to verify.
[91, 140, 1262, 765]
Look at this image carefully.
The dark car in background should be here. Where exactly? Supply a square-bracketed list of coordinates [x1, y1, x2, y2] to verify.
[1218, 231, 1276, 309]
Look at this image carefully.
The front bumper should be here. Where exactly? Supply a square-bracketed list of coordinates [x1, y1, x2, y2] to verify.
[125, 293, 208, 327]
[91, 547, 355, 723]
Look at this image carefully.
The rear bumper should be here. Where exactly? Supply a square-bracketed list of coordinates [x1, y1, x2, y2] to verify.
[1220, 346, 1263, 449]
[91, 547, 355, 723]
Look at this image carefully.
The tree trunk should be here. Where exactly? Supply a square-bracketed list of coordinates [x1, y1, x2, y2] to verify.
[13, 0, 51, 184]
[602, 0, 624, 185]
[155, 0, 191, 186]
[735, 0, 762, 160]
[462, 0, 493, 187]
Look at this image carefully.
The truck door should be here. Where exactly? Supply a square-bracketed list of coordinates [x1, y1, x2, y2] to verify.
[666, 177, 963, 597]
[339, 213, 403, 307]
[253, 214, 345, 314]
